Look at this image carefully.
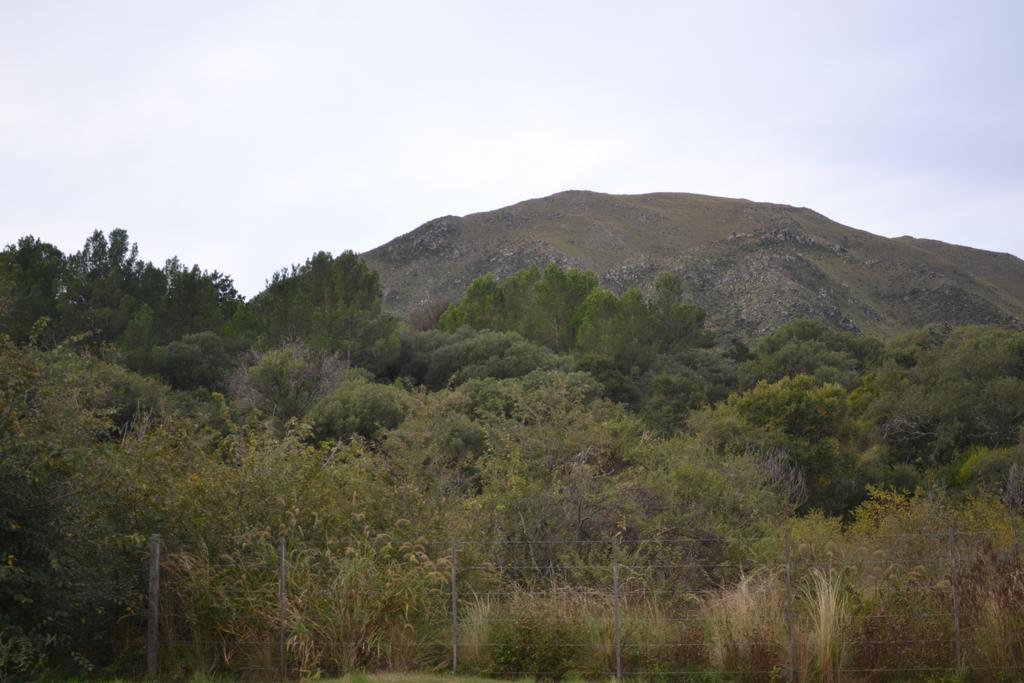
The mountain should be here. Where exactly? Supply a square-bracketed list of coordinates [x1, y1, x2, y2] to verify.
[362, 190, 1024, 337]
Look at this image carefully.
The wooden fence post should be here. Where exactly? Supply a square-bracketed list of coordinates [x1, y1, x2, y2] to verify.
[147, 534, 161, 679]
[948, 528, 962, 676]
[612, 535, 622, 682]
[278, 535, 287, 677]
[785, 530, 795, 683]
[451, 538, 459, 673]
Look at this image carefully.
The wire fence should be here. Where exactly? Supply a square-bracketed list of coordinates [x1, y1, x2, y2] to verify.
[137, 528, 1024, 681]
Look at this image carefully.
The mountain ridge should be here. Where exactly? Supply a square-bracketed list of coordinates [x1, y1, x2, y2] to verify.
[362, 190, 1024, 337]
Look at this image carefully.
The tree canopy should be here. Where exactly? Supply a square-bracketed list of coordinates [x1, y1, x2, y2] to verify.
[3, 230, 1024, 679]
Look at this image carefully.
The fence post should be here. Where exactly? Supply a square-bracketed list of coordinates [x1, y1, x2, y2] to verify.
[278, 535, 287, 677]
[451, 537, 459, 674]
[1013, 517, 1020, 560]
[785, 529, 795, 683]
[147, 534, 161, 679]
[612, 535, 622, 682]
[948, 528, 962, 676]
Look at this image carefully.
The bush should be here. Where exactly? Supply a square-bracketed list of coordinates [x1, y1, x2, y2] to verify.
[487, 600, 577, 681]
[229, 342, 346, 423]
[306, 377, 412, 442]
[150, 331, 231, 390]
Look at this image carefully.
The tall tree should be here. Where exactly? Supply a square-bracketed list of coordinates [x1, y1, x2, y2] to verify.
[0, 236, 65, 343]
[252, 251, 399, 369]
[520, 265, 597, 352]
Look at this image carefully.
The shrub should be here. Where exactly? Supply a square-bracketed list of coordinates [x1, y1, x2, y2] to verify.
[306, 377, 412, 442]
[488, 599, 576, 681]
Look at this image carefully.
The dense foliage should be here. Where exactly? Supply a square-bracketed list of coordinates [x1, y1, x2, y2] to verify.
[2, 231, 1024, 680]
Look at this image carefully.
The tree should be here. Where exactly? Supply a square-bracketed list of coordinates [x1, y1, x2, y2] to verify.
[692, 375, 863, 513]
[307, 377, 412, 442]
[858, 325, 1024, 468]
[159, 258, 245, 341]
[252, 251, 399, 370]
[58, 229, 145, 342]
[230, 343, 347, 423]
[739, 319, 882, 390]
[649, 274, 714, 352]
[0, 337, 167, 674]
[521, 265, 597, 352]
[396, 327, 567, 390]
[150, 331, 233, 391]
[0, 236, 65, 343]
[439, 267, 543, 334]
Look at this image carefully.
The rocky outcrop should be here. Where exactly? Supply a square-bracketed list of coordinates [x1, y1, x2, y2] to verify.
[362, 190, 1024, 338]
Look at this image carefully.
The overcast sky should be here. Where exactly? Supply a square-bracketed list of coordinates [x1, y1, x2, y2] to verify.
[2, 1, 1022, 297]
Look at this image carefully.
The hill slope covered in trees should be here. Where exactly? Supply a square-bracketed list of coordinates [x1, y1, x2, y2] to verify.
[3, 218, 1024, 680]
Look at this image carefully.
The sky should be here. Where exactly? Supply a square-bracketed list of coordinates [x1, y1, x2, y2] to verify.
[1, 1, 1022, 297]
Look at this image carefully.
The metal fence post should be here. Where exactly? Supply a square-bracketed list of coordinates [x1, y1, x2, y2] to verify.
[1013, 517, 1020, 560]
[948, 528, 962, 676]
[278, 535, 287, 677]
[612, 535, 622, 682]
[451, 537, 459, 673]
[147, 534, 161, 679]
[785, 530, 795, 683]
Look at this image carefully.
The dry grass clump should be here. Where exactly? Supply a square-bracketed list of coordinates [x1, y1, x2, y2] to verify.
[457, 598, 496, 672]
[701, 567, 850, 682]
[961, 545, 1024, 677]
[702, 570, 785, 680]
[801, 569, 847, 683]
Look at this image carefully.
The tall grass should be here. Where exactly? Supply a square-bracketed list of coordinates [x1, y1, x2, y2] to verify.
[702, 570, 785, 678]
[960, 545, 1024, 677]
[162, 533, 448, 677]
[152, 529, 1024, 681]
[802, 569, 847, 683]
[458, 588, 693, 680]
[457, 598, 497, 673]
[700, 568, 850, 682]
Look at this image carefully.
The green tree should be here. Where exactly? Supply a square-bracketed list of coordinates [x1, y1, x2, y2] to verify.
[857, 325, 1024, 468]
[252, 251, 399, 370]
[575, 289, 653, 368]
[307, 377, 412, 442]
[0, 337, 168, 675]
[158, 258, 245, 341]
[150, 331, 233, 391]
[521, 265, 597, 352]
[397, 327, 567, 390]
[649, 274, 714, 352]
[439, 267, 542, 334]
[692, 375, 863, 513]
[231, 343, 346, 423]
[58, 229, 146, 342]
[739, 319, 882, 389]
[0, 236, 65, 343]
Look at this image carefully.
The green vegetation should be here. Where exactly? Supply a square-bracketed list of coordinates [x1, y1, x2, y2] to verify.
[2, 229, 1024, 681]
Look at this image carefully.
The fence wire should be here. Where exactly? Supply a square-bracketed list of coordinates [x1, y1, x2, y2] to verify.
[134, 529, 1024, 681]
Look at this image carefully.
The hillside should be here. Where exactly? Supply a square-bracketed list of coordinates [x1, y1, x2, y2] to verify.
[363, 190, 1024, 336]
[7, 203, 1024, 682]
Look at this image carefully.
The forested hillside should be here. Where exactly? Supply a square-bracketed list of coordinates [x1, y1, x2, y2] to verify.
[2, 229, 1024, 680]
